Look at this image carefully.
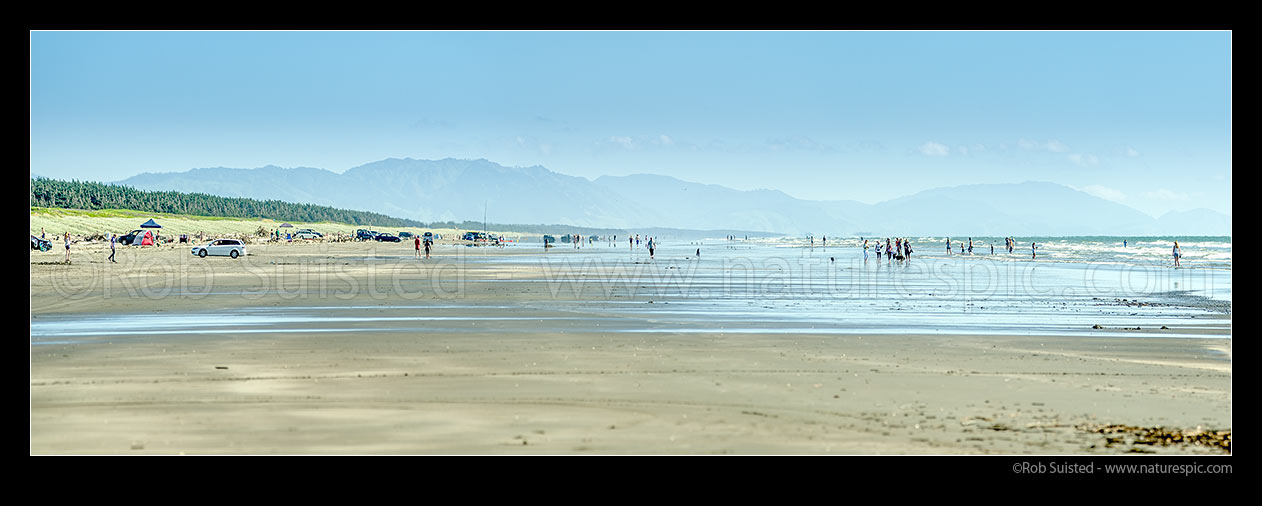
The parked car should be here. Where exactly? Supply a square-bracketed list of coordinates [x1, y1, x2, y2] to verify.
[398, 232, 413, 239]
[191, 239, 247, 258]
[294, 228, 323, 240]
[422, 232, 434, 242]
[355, 229, 381, 241]
[374, 233, 401, 243]
[31, 235, 52, 251]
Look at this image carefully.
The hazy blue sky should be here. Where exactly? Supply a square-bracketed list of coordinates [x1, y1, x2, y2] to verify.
[30, 31, 1231, 217]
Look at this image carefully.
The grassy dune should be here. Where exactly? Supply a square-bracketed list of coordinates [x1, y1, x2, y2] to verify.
[29, 207, 526, 241]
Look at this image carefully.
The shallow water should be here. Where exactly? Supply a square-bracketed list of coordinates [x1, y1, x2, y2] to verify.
[31, 239, 1231, 346]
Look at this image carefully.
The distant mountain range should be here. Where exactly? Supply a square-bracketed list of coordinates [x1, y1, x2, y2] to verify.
[116, 158, 1231, 236]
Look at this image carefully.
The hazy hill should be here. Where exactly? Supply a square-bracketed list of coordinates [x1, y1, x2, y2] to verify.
[593, 173, 863, 235]
[1158, 208, 1232, 235]
[118, 158, 1231, 236]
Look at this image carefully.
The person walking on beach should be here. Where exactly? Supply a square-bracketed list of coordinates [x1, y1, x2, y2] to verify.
[946, 237, 951, 254]
[968, 238, 973, 255]
[415, 236, 422, 258]
[648, 237, 655, 259]
[1031, 242, 1037, 259]
[1173, 241, 1181, 267]
[108, 233, 116, 263]
[863, 239, 869, 261]
[424, 237, 432, 259]
[990, 244, 994, 255]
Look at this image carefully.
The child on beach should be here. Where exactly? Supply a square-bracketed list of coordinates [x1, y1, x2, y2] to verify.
[1173, 241, 1181, 267]
[63, 232, 70, 263]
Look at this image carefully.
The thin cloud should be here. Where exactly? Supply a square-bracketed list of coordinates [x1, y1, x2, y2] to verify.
[1144, 188, 1190, 201]
[1068, 153, 1099, 166]
[767, 135, 834, 153]
[1019, 138, 1070, 153]
[918, 141, 950, 157]
[1076, 184, 1127, 203]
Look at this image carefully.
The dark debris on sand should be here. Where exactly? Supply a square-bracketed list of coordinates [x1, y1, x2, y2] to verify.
[1079, 424, 1231, 453]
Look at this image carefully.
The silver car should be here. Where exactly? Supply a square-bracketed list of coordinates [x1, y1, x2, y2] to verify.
[191, 239, 247, 259]
[294, 228, 323, 240]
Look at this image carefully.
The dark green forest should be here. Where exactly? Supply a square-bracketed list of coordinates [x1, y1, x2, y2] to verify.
[30, 177, 425, 227]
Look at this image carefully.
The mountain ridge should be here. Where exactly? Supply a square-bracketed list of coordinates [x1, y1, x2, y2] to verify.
[113, 158, 1231, 236]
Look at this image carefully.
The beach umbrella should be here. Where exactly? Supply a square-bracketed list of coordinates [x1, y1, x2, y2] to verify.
[140, 219, 162, 228]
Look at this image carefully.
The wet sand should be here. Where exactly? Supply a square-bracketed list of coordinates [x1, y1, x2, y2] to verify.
[30, 242, 1231, 454]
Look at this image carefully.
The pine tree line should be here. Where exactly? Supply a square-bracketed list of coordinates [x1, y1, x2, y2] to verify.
[30, 177, 425, 227]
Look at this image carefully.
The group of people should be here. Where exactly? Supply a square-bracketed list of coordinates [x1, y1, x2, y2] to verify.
[413, 235, 433, 258]
[627, 234, 658, 258]
[863, 237, 913, 262]
[939, 236, 1030, 257]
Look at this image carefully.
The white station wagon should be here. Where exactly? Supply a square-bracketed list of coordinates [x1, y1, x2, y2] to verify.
[191, 239, 247, 258]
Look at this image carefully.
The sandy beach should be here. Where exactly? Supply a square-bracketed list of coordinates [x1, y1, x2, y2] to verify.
[30, 241, 1231, 454]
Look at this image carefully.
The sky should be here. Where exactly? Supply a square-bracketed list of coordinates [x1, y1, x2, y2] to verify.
[30, 31, 1231, 218]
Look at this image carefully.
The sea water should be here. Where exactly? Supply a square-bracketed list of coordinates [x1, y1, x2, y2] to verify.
[30, 235, 1231, 344]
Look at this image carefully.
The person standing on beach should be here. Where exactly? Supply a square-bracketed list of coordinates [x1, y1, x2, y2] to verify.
[424, 237, 432, 259]
[1173, 241, 1181, 267]
[1032, 242, 1037, 259]
[415, 236, 421, 258]
[108, 233, 116, 263]
[629, 236, 633, 250]
[968, 238, 973, 255]
[946, 237, 951, 254]
[990, 244, 994, 255]
[63, 232, 71, 263]
[648, 237, 655, 259]
[863, 239, 869, 261]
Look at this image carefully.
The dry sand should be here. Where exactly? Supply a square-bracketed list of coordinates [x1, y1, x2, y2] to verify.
[30, 242, 1231, 454]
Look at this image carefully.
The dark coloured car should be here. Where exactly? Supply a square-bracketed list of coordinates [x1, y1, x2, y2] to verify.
[355, 229, 381, 241]
[31, 235, 52, 252]
[374, 233, 401, 243]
